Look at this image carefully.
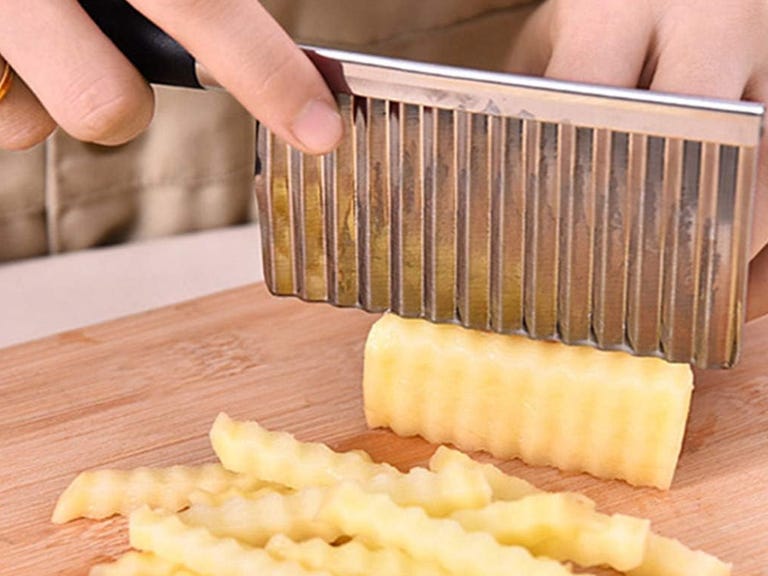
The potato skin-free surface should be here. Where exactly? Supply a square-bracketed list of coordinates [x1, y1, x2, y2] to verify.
[363, 314, 693, 489]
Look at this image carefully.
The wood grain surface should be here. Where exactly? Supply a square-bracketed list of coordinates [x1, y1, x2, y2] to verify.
[1, 283, 766, 575]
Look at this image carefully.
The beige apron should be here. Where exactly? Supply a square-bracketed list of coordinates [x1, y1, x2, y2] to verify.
[0, 1, 537, 262]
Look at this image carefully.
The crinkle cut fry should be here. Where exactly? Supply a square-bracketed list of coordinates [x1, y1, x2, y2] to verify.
[363, 465, 490, 516]
[428, 445, 539, 500]
[266, 534, 453, 576]
[129, 507, 331, 576]
[210, 413, 382, 487]
[187, 485, 292, 507]
[316, 481, 580, 576]
[628, 533, 732, 576]
[452, 492, 649, 571]
[431, 445, 730, 576]
[210, 413, 491, 515]
[52, 463, 267, 523]
[89, 550, 199, 576]
[179, 487, 340, 547]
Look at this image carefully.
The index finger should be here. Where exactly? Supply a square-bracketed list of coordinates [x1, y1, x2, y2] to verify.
[127, 0, 342, 154]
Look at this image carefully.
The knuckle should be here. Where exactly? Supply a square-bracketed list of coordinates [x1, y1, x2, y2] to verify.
[0, 123, 53, 150]
[249, 46, 296, 102]
[239, 22, 305, 104]
[0, 109, 56, 151]
[66, 75, 148, 142]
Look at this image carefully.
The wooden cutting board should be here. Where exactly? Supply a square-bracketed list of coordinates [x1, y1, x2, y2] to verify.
[1, 283, 767, 576]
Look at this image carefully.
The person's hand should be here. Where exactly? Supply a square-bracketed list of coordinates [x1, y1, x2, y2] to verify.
[0, 0, 343, 154]
[508, 0, 768, 319]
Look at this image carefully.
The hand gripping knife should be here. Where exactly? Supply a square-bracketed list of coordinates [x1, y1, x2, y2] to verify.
[79, 0, 765, 368]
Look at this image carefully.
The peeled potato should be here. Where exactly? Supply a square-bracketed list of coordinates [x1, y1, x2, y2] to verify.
[363, 314, 693, 489]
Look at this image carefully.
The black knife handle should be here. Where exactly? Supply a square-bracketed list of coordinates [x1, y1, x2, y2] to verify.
[77, 0, 202, 88]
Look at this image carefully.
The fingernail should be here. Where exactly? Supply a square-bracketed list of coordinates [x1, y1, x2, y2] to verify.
[291, 99, 343, 153]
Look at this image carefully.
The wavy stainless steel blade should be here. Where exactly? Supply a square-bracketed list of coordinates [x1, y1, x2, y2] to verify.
[256, 46, 764, 369]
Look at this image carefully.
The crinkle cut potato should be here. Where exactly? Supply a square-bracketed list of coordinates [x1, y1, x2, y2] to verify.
[363, 313, 694, 490]
[53, 414, 730, 576]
